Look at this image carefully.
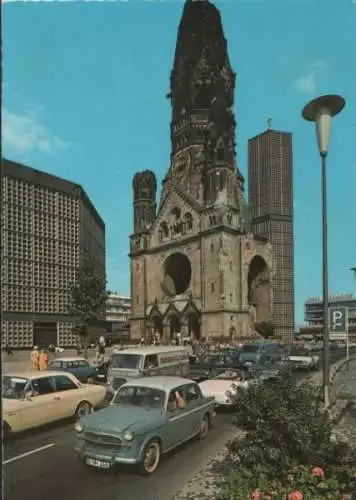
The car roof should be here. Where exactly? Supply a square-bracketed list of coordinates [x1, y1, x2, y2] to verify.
[121, 376, 194, 392]
[112, 346, 187, 356]
[4, 370, 77, 379]
[50, 357, 88, 362]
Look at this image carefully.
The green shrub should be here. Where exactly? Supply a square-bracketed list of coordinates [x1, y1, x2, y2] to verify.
[218, 372, 356, 499]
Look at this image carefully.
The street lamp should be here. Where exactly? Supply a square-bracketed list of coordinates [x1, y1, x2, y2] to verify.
[351, 268, 356, 281]
[302, 94, 346, 408]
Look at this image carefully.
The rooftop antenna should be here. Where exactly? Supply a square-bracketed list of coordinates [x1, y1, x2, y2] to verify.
[267, 117, 272, 130]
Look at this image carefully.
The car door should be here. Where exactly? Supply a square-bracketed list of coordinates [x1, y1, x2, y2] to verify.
[19, 376, 58, 430]
[53, 374, 82, 419]
[183, 383, 205, 434]
[164, 387, 189, 449]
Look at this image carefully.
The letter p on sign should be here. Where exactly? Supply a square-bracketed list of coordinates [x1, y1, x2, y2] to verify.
[329, 306, 348, 333]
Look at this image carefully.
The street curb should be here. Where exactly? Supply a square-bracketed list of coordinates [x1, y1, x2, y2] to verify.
[327, 355, 356, 425]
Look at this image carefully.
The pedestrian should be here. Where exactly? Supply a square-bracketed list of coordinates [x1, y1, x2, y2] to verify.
[5, 344, 15, 358]
[97, 342, 105, 364]
[30, 346, 40, 371]
[39, 349, 48, 371]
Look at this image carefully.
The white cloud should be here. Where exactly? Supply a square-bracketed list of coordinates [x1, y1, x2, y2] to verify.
[294, 60, 328, 95]
[2, 108, 68, 155]
[294, 74, 316, 94]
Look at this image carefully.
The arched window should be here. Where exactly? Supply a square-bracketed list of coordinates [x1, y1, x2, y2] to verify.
[184, 212, 193, 230]
[160, 221, 169, 238]
[171, 207, 181, 221]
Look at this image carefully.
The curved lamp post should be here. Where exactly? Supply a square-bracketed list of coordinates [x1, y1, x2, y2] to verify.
[302, 94, 346, 407]
[351, 268, 356, 281]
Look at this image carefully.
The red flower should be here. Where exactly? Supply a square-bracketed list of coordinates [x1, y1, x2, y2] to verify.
[311, 467, 325, 478]
[251, 489, 261, 499]
[288, 492, 303, 500]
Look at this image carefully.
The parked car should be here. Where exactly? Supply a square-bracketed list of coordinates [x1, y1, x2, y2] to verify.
[288, 346, 320, 371]
[48, 357, 99, 383]
[248, 352, 290, 381]
[199, 369, 251, 406]
[48, 345, 64, 353]
[238, 342, 287, 368]
[74, 376, 216, 475]
[189, 353, 244, 382]
[2, 371, 106, 439]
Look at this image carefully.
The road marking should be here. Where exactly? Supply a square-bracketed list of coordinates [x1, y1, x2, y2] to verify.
[3, 443, 55, 465]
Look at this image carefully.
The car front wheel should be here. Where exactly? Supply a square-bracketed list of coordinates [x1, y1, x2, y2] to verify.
[139, 439, 161, 475]
[75, 401, 92, 420]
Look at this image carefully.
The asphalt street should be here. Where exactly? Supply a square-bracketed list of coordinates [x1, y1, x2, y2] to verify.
[3, 412, 235, 500]
[3, 348, 353, 500]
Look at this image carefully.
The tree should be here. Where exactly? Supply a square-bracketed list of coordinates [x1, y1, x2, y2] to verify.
[69, 257, 108, 358]
[254, 321, 275, 338]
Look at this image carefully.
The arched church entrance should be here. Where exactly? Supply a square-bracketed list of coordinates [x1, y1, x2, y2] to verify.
[169, 315, 181, 338]
[152, 315, 163, 337]
[186, 313, 201, 340]
[247, 255, 271, 324]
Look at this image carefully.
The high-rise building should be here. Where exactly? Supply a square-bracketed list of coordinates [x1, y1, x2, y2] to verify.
[1, 159, 105, 348]
[248, 127, 295, 340]
[129, 0, 273, 342]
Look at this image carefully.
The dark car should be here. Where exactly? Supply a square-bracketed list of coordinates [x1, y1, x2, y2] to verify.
[94, 361, 109, 383]
[48, 357, 99, 383]
[189, 353, 244, 382]
[248, 352, 289, 381]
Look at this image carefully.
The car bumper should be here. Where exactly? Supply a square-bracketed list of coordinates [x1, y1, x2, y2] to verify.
[74, 441, 141, 467]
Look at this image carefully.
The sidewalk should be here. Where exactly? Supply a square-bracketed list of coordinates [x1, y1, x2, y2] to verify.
[2, 349, 105, 374]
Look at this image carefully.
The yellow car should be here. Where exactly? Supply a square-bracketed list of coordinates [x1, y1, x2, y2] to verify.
[2, 370, 106, 439]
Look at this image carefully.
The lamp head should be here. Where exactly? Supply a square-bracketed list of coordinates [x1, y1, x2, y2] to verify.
[302, 94, 345, 156]
[351, 267, 356, 281]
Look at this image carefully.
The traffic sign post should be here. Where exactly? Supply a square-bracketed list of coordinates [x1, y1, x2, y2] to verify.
[329, 306, 349, 369]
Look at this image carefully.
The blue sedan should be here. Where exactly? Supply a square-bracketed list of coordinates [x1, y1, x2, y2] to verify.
[48, 357, 99, 383]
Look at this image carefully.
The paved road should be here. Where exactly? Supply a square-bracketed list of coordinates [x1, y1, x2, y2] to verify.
[3, 412, 235, 500]
[3, 348, 352, 500]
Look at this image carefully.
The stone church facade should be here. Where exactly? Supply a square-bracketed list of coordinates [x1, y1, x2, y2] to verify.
[129, 0, 274, 342]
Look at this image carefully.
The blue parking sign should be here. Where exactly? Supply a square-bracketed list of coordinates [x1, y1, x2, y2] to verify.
[328, 307, 348, 334]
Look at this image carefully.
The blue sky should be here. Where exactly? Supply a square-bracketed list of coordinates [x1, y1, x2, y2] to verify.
[3, 0, 356, 325]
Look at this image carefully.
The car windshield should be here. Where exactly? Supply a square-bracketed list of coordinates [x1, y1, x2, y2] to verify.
[2, 376, 29, 399]
[112, 386, 165, 409]
[110, 354, 142, 369]
[49, 361, 62, 368]
[290, 347, 310, 356]
[241, 345, 260, 352]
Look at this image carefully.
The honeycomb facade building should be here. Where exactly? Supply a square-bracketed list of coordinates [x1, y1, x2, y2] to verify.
[129, 0, 274, 342]
[1, 159, 105, 348]
[248, 128, 295, 341]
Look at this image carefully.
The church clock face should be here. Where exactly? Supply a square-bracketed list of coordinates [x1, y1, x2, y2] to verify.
[173, 151, 190, 177]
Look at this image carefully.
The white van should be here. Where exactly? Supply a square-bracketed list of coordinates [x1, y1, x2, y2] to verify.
[106, 346, 189, 395]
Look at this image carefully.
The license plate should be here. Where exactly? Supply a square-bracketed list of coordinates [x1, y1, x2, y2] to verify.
[97, 374, 105, 379]
[86, 457, 111, 469]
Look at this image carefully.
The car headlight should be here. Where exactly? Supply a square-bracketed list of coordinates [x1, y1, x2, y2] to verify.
[75, 422, 84, 433]
[123, 431, 134, 442]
